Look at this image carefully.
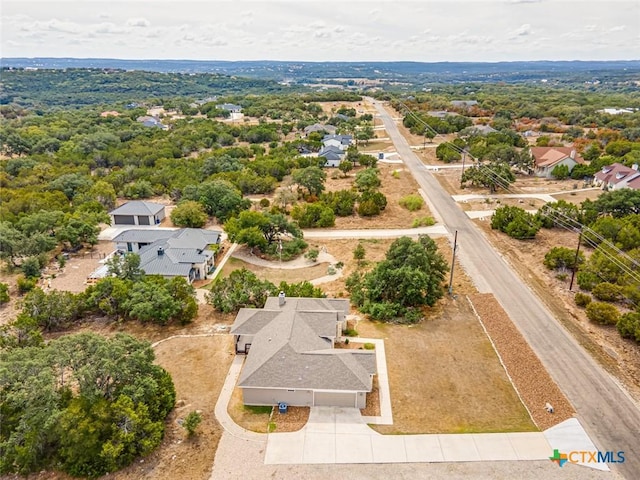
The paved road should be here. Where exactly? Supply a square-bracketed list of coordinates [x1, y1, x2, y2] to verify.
[371, 99, 640, 479]
[302, 225, 448, 239]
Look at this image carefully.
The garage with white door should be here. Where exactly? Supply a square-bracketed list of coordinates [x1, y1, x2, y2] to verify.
[314, 391, 357, 407]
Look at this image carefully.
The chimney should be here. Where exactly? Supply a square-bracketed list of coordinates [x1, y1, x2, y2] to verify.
[278, 291, 286, 306]
[570, 150, 576, 160]
[157, 247, 164, 256]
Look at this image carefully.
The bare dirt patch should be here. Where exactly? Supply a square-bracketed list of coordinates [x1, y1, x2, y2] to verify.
[218, 256, 331, 284]
[357, 296, 536, 435]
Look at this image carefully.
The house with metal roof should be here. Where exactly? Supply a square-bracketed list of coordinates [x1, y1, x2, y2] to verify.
[530, 146, 585, 178]
[230, 295, 376, 408]
[318, 145, 346, 167]
[322, 134, 353, 150]
[593, 163, 640, 191]
[216, 103, 242, 113]
[109, 201, 166, 226]
[112, 228, 221, 283]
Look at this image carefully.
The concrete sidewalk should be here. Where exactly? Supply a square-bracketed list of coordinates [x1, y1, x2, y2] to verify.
[265, 407, 552, 465]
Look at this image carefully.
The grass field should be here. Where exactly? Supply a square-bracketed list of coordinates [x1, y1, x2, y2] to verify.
[358, 297, 537, 435]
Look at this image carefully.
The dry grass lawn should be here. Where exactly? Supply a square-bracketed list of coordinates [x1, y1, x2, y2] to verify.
[360, 297, 537, 434]
[217, 257, 330, 284]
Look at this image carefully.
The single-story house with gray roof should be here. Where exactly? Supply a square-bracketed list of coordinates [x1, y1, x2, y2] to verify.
[230, 295, 376, 408]
[112, 228, 221, 283]
[109, 201, 166, 226]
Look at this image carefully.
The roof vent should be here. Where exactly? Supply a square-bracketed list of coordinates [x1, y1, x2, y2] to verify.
[278, 291, 286, 306]
[157, 247, 164, 256]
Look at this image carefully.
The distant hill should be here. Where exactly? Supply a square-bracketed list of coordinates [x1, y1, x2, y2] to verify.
[3, 58, 640, 83]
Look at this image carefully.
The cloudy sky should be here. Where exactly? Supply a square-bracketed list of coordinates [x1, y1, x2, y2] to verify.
[2, 0, 639, 62]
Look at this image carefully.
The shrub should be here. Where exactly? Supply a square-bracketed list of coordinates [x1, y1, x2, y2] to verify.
[491, 205, 541, 239]
[263, 238, 308, 261]
[399, 194, 424, 212]
[577, 271, 600, 291]
[305, 249, 319, 262]
[343, 328, 358, 337]
[259, 198, 270, 208]
[412, 216, 436, 228]
[357, 199, 380, 216]
[183, 411, 203, 437]
[592, 282, 623, 302]
[364, 342, 375, 350]
[0, 282, 9, 304]
[574, 292, 592, 307]
[364, 301, 403, 321]
[21, 256, 43, 278]
[585, 301, 620, 325]
[353, 244, 366, 261]
[544, 247, 584, 270]
[291, 203, 335, 228]
[17, 276, 36, 294]
[617, 312, 640, 342]
[551, 164, 570, 180]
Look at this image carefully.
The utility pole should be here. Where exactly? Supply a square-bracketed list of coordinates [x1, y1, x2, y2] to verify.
[569, 230, 582, 291]
[448, 230, 458, 296]
[460, 148, 467, 189]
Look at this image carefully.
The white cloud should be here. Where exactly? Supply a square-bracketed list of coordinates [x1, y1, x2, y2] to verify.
[610, 25, 626, 32]
[126, 18, 150, 28]
[513, 24, 532, 37]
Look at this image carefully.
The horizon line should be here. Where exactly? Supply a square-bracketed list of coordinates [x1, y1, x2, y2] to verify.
[3, 57, 640, 64]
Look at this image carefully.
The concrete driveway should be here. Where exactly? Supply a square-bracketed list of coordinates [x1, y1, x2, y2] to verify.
[266, 408, 604, 470]
[266, 406, 561, 466]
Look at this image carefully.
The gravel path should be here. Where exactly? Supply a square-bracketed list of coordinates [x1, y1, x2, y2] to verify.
[468, 294, 574, 430]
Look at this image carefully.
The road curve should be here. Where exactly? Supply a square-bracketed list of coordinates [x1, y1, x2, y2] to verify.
[370, 98, 640, 479]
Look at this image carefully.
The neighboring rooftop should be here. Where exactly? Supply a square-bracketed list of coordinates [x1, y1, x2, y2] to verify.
[109, 201, 165, 216]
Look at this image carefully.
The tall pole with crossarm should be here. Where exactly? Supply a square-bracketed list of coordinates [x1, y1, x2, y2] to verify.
[448, 231, 458, 296]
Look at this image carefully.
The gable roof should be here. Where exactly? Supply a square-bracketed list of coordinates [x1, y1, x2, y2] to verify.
[322, 134, 353, 145]
[115, 228, 221, 278]
[594, 163, 640, 188]
[304, 123, 337, 135]
[318, 145, 345, 161]
[530, 147, 585, 168]
[109, 201, 165, 216]
[231, 296, 374, 392]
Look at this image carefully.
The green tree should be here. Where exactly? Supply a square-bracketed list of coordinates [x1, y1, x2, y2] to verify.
[170, 200, 208, 228]
[207, 268, 276, 313]
[338, 160, 353, 177]
[491, 205, 541, 239]
[354, 168, 381, 192]
[346, 236, 448, 322]
[461, 161, 515, 193]
[291, 203, 335, 228]
[551, 164, 570, 180]
[88, 180, 117, 210]
[21, 288, 83, 331]
[592, 189, 640, 218]
[106, 253, 144, 281]
[292, 166, 326, 196]
[182, 179, 250, 221]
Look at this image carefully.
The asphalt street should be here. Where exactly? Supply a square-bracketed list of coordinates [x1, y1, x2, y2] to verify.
[370, 98, 640, 479]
